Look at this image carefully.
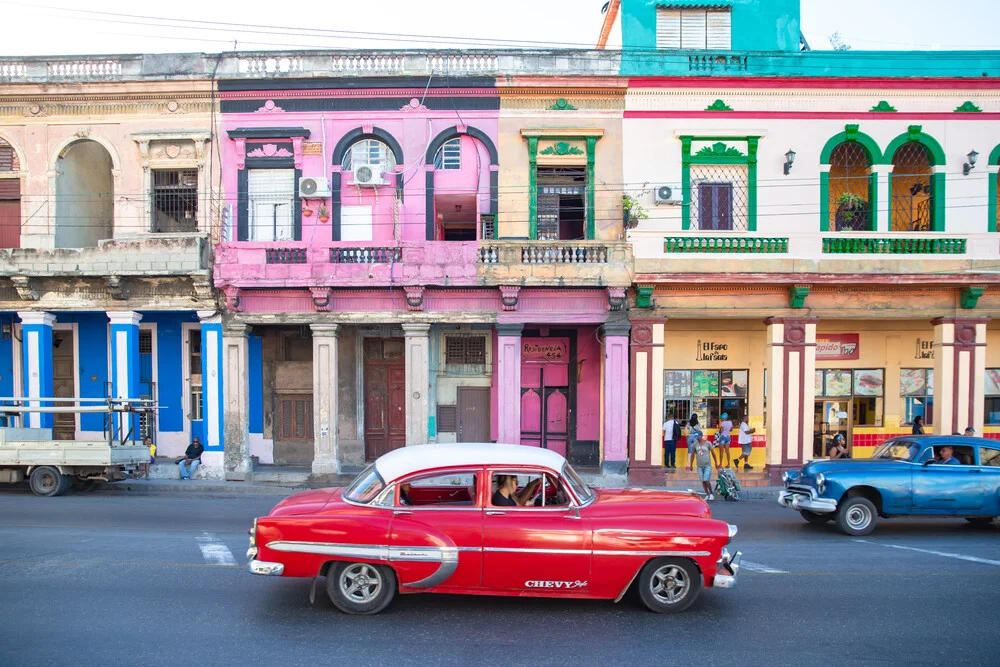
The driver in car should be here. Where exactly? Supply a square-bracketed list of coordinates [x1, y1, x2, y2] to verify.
[935, 445, 961, 465]
[492, 474, 541, 507]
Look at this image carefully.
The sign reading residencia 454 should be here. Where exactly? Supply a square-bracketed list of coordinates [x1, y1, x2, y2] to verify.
[816, 334, 860, 361]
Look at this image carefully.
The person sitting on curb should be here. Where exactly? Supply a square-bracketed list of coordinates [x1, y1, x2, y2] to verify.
[178, 437, 204, 479]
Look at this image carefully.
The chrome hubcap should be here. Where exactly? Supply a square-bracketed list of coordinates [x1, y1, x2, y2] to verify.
[847, 504, 871, 529]
[339, 564, 382, 604]
[650, 565, 690, 605]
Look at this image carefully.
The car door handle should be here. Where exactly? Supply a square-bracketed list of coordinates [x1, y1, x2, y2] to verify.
[393, 510, 413, 516]
[486, 511, 506, 516]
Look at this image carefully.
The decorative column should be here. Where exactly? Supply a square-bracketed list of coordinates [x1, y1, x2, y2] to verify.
[601, 320, 631, 476]
[496, 324, 523, 444]
[221, 321, 250, 480]
[628, 319, 665, 485]
[18, 312, 55, 430]
[107, 311, 142, 440]
[402, 323, 431, 446]
[311, 324, 340, 474]
[872, 164, 893, 232]
[932, 317, 988, 435]
[764, 317, 818, 485]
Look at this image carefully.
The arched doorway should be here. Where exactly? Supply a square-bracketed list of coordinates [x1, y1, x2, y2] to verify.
[55, 139, 114, 248]
[890, 141, 934, 232]
[828, 142, 874, 231]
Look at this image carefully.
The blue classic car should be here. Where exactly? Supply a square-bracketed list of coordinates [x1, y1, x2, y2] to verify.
[778, 436, 1000, 535]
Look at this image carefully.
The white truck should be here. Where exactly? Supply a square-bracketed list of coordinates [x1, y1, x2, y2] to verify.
[0, 398, 153, 496]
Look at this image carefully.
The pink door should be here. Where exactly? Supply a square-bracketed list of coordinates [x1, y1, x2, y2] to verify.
[519, 366, 568, 456]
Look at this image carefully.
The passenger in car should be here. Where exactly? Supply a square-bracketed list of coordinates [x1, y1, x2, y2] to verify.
[935, 445, 960, 465]
[491, 474, 541, 507]
[399, 483, 413, 505]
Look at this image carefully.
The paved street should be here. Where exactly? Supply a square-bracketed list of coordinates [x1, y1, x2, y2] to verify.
[1, 488, 998, 667]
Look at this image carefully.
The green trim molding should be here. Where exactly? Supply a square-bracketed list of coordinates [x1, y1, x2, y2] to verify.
[955, 101, 983, 113]
[822, 237, 966, 254]
[870, 101, 898, 112]
[635, 286, 654, 309]
[705, 99, 734, 111]
[989, 143, 1000, 233]
[525, 132, 600, 240]
[960, 286, 986, 309]
[819, 125, 882, 232]
[548, 98, 577, 111]
[884, 126, 947, 232]
[527, 136, 539, 239]
[789, 285, 810, 309]
[664, 236, 787, 253]
[680, 135, 760, 232]
[819, 124, 883, 164]
[540, 142, 584, 155]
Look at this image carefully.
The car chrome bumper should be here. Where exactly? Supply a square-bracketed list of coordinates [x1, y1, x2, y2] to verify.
[248, 559, 285, 576]
[778, 489, 838, 514]
[713, 549, 742, 589]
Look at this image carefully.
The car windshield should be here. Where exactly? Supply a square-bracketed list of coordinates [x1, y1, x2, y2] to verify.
[562, 463, 594, 503]
[873, 441, 920, 462]
[343, 464, 386, 504]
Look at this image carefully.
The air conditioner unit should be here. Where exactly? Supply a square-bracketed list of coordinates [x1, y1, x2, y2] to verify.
[298, 177, 331, 198]
[353, 164, 384, 187]
[654, 184, 683, 206]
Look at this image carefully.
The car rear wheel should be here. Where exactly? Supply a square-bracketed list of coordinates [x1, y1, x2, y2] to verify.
[326, 561, 397, 615]
[836, 497, 877, 536]
[637, 558, 702, 614]
[800, 510, 833, 525]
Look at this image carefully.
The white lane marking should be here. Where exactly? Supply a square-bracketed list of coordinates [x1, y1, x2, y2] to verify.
[853, 539, 1000, 567]
[196, 532, 237, 566]
[739, 559, 789, 574]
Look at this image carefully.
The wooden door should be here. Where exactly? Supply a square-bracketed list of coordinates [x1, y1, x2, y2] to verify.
[52, 330, 75, 440]
[519, 367, 568, 454]
[0, 197, 20, 249]
[364, 338, 405, 460]
[457, 386, 490, 443]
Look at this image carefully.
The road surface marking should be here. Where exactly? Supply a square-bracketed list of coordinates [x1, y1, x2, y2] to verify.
[196, 533, 237, 566]
[853, 539, 1000, 567]
[738, 559, 789, 574]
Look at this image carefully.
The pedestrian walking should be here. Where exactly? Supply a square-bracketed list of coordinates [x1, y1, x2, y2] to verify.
[662, 412, 680, 471]
[685, 414, 716, 500]
[911, 415, 925, 435]
[732, 416, 755, 470]
[716, 412, 733, 468]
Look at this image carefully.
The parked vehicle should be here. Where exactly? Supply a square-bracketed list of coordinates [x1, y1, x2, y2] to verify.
[0, 398, 153, 496]
[248, 443, 741, 615]
[778, 435, 1000, 535]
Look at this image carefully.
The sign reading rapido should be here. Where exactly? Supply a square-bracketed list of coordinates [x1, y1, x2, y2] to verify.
[815, 334, 860, 361]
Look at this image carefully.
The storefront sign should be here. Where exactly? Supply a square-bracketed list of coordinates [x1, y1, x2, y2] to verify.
[522, 339, 567, 362]
[816, 334, 860, 361]
[696, 340, 729, 362]
[915, 338, 935, 360]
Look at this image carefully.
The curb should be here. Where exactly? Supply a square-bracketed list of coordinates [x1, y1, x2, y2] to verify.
[98, 480, 301, 496]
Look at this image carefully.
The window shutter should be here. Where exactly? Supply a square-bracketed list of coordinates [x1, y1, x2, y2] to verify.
[655, 8, 681, 49]
[680, 10, 708, 49]
[0, 147, 13, 171]
[437, 405, 458, 433]
[706, 10, 732, 49]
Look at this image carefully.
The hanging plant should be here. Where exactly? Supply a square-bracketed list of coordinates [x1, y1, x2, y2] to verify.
[302, 200, 314, 217]
[623, 194, 648, 230]
[318, 203, 329, 223]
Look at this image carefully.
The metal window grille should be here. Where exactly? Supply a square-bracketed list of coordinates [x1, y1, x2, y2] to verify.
[829, 142, 873, 232]
[536, 167, 587, 240]
[434, 138, 462, 170]
[480, 214, 496, 241]
[151, 169, 198, 233]
[891, 142, 933, 232]
[445, 336, 486, 366]
[342, 139, 396, 172]
[436, 405, 458, 433]
[248, 168, 296, 241]
[138, 329, 153, 355]
[690, 165, 748, 232]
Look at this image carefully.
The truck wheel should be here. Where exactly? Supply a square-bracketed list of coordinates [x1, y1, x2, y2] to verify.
[29, 466, 64, 497]
[326, 562, 397, 615]
[637, 557, 702, 614]
[836, 497, 877, 536]
[55, 474, 72, 495]
[800, 510, 833, 525]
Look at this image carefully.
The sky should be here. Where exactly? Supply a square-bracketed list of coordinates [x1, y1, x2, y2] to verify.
[0, 0, 998, 56]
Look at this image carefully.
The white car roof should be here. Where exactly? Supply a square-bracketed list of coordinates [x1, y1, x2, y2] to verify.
[374, 443, 567, 484]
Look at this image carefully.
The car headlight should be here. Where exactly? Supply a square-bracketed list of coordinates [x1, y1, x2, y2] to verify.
[815, 473, 825, 493]
[781, 471, 790, 484]
[728, 524, 738, 539]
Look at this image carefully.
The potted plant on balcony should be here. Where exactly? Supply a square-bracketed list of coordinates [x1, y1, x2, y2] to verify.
[318, 203, 329, 223]
[623, 193, 648, 232]
[302, 201, 314, 217]
[835, 192, 869, 232]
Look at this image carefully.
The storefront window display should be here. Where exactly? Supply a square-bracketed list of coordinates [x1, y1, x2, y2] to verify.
[814, 368, 884, 457]
[900, 368, 933, 426]
[664, 369, 748, 430]
[985, 369, 1000, 425]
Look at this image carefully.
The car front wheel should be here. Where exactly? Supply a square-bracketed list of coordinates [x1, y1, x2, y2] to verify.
[637, 557, 702, 614]
[800, 510, 833, 525]
[836, 497, 877, 536]
[326, 561, 397, 615]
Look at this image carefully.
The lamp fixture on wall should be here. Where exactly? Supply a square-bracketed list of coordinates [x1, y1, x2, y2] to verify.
[963, 149, 979, 176]
[783, 149, 796, 175]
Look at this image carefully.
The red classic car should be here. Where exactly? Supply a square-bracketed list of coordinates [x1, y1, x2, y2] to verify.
[248, 443, 741, 614]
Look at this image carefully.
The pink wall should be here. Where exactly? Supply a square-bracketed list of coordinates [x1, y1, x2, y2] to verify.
[220, 105, 498, 246]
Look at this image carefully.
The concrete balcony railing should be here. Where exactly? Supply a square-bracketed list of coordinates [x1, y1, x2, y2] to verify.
[630, 230, 1000, 277]
[477, 240, 633, 288]
[0, 235, 210, 278]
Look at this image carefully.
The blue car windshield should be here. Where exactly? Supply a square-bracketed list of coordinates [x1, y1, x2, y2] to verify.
[873, 442, 920, 462]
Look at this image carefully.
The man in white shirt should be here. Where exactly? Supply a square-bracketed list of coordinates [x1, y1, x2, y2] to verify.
[662, 412, 678, 471]
[732, 416, 755, 471]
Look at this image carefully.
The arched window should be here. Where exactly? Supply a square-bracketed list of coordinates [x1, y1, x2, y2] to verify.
[434, 138, 462, 170]
[828, 142, 873, 231]
[55, 139, 114, 248]
[891, 142, 934, 232]
[341, 139, 396, 173]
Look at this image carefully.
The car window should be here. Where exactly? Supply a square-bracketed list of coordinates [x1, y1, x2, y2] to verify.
[344, 464, 385, 504]
[563, 463, 594, 503]
[979, 447, 1000, 467]
[398, 472, 478, 507]
[490, 471, 570, 508]
[873, 441, 920, 461]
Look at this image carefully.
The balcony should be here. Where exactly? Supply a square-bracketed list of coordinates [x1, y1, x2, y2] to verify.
[477, 240, 633, 287]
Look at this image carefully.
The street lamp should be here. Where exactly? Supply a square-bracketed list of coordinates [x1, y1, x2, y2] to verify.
[783, 149, 796, 175]
[963, 149, 979, 176]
